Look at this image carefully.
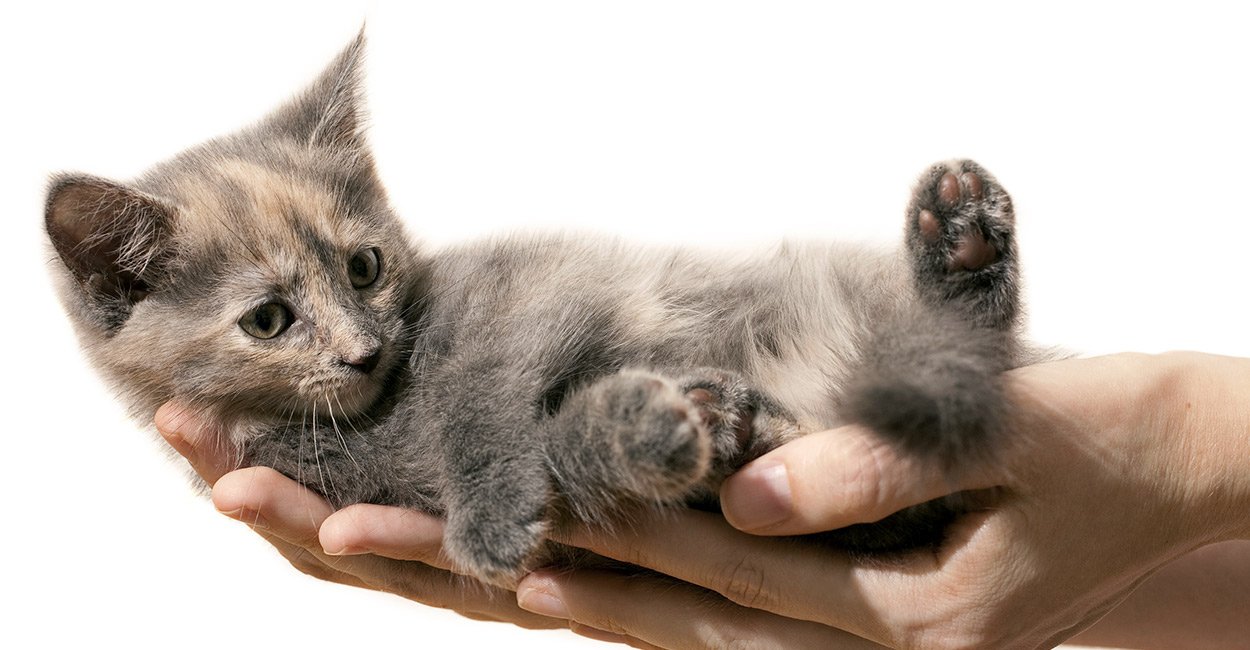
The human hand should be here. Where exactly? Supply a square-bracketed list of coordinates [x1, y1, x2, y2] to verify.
[153, 403, 561, 630]
[513, 353, 1250, 649]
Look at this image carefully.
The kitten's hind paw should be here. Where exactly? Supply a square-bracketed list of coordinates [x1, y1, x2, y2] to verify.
[906, 159, 1019, 330]
[680, 370, 756, 462]
[603, 371, 713, 500]
[914, 164, 1004, 272]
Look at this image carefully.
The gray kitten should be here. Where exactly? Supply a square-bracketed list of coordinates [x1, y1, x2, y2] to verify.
[47, 35, 1029, 585]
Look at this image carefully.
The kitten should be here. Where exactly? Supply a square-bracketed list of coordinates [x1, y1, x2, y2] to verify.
[46, 34, 1030, 585]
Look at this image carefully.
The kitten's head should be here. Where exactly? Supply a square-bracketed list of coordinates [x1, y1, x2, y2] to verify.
[46, 34, 423, 435]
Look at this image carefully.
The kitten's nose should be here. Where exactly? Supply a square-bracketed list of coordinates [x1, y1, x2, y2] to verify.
[342, 344, 382, 374]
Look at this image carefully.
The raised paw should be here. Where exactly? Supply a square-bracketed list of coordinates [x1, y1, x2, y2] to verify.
[909, 160, 1013, 272]
[906, 159, 1020, 330]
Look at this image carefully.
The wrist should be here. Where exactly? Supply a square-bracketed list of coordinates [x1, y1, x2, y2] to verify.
[1159, 352, 1250, 542]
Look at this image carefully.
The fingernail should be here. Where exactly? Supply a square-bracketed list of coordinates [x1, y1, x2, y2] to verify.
[517, 574, 571, 619]
[721, 460, 793, 531]
[217, 507, 269, 531]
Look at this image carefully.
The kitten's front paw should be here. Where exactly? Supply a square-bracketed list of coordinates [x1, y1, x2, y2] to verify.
[443, 506, 549, 588]
[678, 369, 802, 488]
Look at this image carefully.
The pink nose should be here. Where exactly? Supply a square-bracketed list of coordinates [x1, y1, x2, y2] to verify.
[342, 345, 382, 374]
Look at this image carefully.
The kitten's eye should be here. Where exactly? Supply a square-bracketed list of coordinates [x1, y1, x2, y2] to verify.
[348, 247, 380, 289]
[239, 302, 293, 339]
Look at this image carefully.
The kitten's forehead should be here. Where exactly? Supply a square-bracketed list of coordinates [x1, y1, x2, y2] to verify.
[175, 157, 372, 265]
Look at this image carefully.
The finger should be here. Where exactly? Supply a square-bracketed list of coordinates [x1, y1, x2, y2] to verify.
[154, 402, 235, 485]
[319, 503, 455, 571]
[212, 466, 334, 547]
[558, 508, 911, 643]
[720, 424, 995, 535]
[261, 532, 374, 590]
[568, 623, 638, 647]
[517, 568, 888, 650]
[211, 467, 374, 588]
[213, 468, 561, 628]
[357, 557, 562, 630]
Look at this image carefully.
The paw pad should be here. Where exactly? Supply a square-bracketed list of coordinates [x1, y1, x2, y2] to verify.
[911, 162, 1008, 273]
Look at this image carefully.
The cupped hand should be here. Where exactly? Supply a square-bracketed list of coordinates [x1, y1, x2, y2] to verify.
[512, 353, 1250, 649]
[153, 403, 561, 630]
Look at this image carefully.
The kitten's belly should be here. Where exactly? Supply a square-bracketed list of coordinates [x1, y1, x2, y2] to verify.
[750, 353, 848, 432]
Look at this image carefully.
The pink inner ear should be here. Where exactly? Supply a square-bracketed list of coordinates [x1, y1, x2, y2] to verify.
[45, 177, 169, 286]
[47, 181, 121, 274]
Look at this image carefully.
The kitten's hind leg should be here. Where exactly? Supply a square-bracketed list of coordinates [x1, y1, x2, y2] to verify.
[826, 162, 1022, 552]
[842, 160, 1021, 466]
[545, 368, 800, 522]
[543, 369, 713, 527]
[840, 308, 1009, 466]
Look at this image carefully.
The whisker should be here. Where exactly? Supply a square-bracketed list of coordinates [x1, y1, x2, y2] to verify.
[326, 397, 364, 475]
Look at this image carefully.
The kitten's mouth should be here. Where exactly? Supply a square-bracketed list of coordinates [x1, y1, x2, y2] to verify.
[288, 327, 409, 423]
[327, 360, 393, 416]
[324, 342, 409, 416]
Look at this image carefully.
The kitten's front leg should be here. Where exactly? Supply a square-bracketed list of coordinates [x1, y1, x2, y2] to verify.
[434, 384, 554, 587]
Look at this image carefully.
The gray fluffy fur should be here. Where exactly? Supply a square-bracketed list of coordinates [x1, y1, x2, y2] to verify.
[46, 34, 1036, 584]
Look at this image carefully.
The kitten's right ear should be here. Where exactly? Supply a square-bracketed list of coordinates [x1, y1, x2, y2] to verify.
[45, 174, 172, 314]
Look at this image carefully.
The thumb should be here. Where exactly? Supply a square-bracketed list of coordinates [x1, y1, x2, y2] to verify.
[720, 425, 992, 536]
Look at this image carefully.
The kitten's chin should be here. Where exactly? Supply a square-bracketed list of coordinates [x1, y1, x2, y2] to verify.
[333, 382, 385, 417]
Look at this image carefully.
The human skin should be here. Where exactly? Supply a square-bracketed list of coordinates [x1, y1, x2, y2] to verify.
[158, 352, 1250, 648]
[155, 404, 560, 631]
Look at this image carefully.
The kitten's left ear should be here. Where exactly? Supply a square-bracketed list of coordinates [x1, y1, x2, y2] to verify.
[265, 30, 370, 152]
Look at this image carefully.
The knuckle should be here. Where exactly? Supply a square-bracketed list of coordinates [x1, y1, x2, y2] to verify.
[708, 557, 776, 611]
[619, 535, 654, 570]
[896, 617, 997, 650]
[581, 613, 633, 639]
[382, 562, 445, 599]
[913, 637, 989, 650]
[281, 545, 334, 580]
[843, 433, 890, 516]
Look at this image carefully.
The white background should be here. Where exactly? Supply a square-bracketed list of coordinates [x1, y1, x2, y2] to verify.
[5, 1, 1249, 648]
